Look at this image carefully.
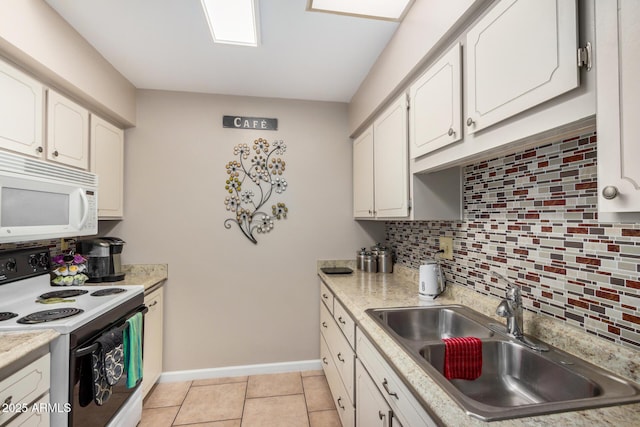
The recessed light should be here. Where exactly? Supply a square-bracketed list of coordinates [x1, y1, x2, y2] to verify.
[307, 0, 414, 21]
[201, 0, 260, 47]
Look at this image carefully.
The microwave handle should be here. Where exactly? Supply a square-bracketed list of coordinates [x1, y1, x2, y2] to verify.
[78, 189, 89, 229]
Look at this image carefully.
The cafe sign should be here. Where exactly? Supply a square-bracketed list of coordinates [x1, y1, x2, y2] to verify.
[223, 115, 278, 131]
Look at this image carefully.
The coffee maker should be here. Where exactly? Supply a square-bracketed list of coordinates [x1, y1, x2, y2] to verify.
[76, 237, 126, 282]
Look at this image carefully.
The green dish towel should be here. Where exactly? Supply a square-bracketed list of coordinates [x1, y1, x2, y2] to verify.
[124, 312, 143, 388]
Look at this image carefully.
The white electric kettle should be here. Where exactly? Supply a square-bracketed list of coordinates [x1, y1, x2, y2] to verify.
[419, 259, 445, 300]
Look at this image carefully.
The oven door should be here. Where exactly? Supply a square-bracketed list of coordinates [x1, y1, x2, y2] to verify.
[69, 305, 147, 427]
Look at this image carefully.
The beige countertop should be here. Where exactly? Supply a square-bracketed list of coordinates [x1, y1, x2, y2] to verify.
[0, 330, 59, 372]
[121, 264, 168, 293]
[318, 260, 640, 426]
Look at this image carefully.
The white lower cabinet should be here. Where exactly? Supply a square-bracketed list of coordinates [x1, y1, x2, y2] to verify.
[356, 360, 396, 427]
[356, 327, 438, 427]
[142, 286, 164, 398]
[0, 354, 50, 427]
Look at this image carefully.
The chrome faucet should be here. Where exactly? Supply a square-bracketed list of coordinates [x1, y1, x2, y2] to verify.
[493, 272, 524, 338]
[491, 271, 548, 352]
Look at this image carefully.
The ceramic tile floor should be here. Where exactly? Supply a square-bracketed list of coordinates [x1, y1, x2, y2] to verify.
[140, 370, 341, 427]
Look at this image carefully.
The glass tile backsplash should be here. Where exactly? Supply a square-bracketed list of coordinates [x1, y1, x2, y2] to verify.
[386, 131, 640, 350]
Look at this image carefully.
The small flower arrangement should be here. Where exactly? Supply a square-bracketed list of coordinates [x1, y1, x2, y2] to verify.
[51, 251, 89, 286]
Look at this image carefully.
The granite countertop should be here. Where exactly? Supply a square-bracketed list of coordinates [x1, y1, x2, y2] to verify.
[120, 264, 168, 293]
[0, 330, 59, 372]
[318, 260, 640, 426]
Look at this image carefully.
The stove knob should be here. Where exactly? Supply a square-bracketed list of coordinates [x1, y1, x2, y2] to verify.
[28, 257, 38, 268]
[5, 259, 16, 271]
[38, 253, 50, 268]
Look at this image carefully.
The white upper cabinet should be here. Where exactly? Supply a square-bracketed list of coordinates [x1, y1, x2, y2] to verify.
[47, 89, 89, 169]
[353, 126, 375, 218]
[465, 0, 579, 134]
[373, 95, 409, 218]
[596, 0, 640, 214]
[90, 115, 124, 218]
[410, 43, 462, 159]
[0, 59, 44, 158]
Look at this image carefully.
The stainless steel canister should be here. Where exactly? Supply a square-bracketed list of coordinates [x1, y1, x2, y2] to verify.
[377, 248, 394, 273]
[356, 247, 367, 271]
[363, 253, 377, 273]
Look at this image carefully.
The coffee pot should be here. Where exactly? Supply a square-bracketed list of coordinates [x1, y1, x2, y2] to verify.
[419, 259, 445, 300]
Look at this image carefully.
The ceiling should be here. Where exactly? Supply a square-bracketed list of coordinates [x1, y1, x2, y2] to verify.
[44, 0, 401, 103]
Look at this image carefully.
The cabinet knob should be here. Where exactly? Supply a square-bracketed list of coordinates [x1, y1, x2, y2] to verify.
[602, 186, 619, 200]
[448, 128, 455, 136]
[53, 150, 59, 157]
[36, 146, 43, 153]
[466, 118, 475, 127]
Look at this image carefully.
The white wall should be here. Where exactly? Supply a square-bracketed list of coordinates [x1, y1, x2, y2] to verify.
[112, 90, 381, 371]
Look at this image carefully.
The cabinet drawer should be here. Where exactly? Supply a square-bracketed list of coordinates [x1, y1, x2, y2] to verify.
[0, 354, 50, 426]
[321, 335, 355, 427]
[319, 280, 334, 315]
[356, 328, 437, 427]
[333, 300, 355, 348]
[6, 393, 49, 427]
[320, 303, 355, 401]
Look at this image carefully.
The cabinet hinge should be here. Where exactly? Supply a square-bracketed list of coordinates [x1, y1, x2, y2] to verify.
[408, 199, 412, 209]
[577, 42, 592, 71]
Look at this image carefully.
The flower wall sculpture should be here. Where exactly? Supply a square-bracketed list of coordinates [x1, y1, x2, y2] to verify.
[224, 138, 288, 244]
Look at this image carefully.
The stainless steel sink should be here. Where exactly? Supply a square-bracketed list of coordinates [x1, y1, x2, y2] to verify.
[368, 306, 493, 341]
[365, 305, 640, 421]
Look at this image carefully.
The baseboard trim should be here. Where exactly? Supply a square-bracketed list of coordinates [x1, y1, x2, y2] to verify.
[158, 359, 323, 383]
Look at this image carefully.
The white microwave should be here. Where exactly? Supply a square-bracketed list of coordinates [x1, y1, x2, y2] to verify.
[0, 151, 98, 243]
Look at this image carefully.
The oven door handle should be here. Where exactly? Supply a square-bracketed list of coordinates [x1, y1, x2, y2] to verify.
[73, 305, 149, 358]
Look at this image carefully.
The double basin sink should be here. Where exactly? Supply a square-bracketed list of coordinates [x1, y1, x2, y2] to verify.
[366, 305, 640, 421]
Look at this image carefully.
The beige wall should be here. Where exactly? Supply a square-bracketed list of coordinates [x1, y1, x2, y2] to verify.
[348, 0, 487, 136]
[0, 0, 136, 126]
[112, 90, 382, 372]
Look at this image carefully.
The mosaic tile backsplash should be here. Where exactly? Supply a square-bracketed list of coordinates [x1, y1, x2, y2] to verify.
[386, 131, 640, 350]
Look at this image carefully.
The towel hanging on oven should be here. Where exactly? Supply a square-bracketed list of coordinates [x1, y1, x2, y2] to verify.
[90, 324, 125, 405]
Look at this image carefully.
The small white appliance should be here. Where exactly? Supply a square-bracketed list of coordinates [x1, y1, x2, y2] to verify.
[0, 151, 98, 243]
[419, 259, 445, 300]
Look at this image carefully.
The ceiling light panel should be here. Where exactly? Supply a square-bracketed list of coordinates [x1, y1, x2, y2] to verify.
[308, 0, 414, 21]
[201, 0, 259, 46]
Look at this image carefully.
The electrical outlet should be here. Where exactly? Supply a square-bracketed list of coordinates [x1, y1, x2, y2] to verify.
[439, 236, 453, 260]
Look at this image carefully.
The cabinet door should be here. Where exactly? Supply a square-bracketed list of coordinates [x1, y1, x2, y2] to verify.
[596, 0, 640, 213]
[0, 59, 44, 158]
[47, 90, 89, 169]
[410, 43, 462, 159]
[353, 126, 374, 218]
[373, 96, 408, 218]
[142, 287, 164, 398]
[466, 0, 579, 134]
[356, 360, 391, 427]
[91, 115, 124, 218]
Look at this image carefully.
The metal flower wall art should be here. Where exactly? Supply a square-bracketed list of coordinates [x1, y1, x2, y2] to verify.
[224, 138, 289, 244]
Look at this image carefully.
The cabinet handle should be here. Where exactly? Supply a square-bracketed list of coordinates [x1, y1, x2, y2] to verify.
[466, 117, 475, 127]
[322, 357, 328, 365]
[322, 293, 329, 300]
[448, 128, 455, 136]
[321, 321, 328, 328]
[382, 378, 399, 399]
[3, 395, 12, 406]
[337, 397, 345, 410]
[337, 352, 345, 362]
[369, 209, 373, 214]
[379, 410, 386, 420]
[36, 146, 43, 153]
[338, 316, 346, 325]
[602, 186, 619, 200]
[148, 301, 158, 307]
